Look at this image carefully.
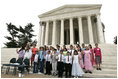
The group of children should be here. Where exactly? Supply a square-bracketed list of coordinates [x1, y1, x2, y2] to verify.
[17, 43, 102, 78]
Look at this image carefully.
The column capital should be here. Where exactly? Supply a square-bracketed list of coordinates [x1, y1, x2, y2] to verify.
[60, 18, 64, 22]
[51, 19, 57, 22]
[77, 17, 82, 20]
[39, 21, 43, 26]
[95, 13, 101, 16]
[87, 15, 92, 20]
[69, 17, 73, 20]
[45, 20, 50, 22]
[78, 16, 82, 18]
[40, 21, 46, 26]
[61, 18, 65, 20]
[87, 15, 92, 17]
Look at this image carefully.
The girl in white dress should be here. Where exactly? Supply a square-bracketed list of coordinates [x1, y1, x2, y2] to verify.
[72, 50, 84, 78]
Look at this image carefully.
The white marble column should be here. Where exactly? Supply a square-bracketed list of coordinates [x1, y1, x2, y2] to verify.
[52, 20, 56, 45]
[87, 15, 94, 44]
[96, 14, 105, 43]
[60, 19, 64, 45]
[69, 18, 74, 45]
[78, 17, 84, 44]
[44, 21, 49, 45]
[38, 23, 42, 47]
[41, 25, 44, 46]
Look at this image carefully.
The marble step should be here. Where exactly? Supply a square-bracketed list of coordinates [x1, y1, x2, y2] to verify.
[83, 73, 117, 78]
[92, 70, 117, 75]
[102, 56, 117, 58]
[102, 62, 117, 65]
[102, 59, 117, 62]
[102, 54, 116, 55]
[102, 51, 116, 53]
[99, 68, 117, 72]
[101, 46, 117, 48]
[102, 52, 116, 54]
[101, 66, 117, 69]
[102, 57, 117, 60]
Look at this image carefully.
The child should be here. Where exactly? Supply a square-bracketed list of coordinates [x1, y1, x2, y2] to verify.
[33, 50, 39, 73]
[63, 48, 68, 64]
[56, 45, 60, 54]
[78, 46, 84, 69]
[57, 50, 65, 78]
[38, 47, 45, 73]
[61, 45, 67, 51]
[81, 43, 85, 64]
[68, 45, 74, 56]
[50, 46, 53, 53]
[72, 50, 84, 78]
[51, 49, 58, 76]
[89, 44, 96, 67]
[63, 48, 67, 56]
[94, 43, 102, 70]
[84, 46, 92, 73]
[65, 51, 72, 78]
[45, 50, 51, 75]
[75, 44, 81, 50]
[31, 44, 38, 68]
[63, 48, 68, 70]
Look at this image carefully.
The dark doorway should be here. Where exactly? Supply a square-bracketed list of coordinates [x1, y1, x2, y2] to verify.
[64, 19, 70, 45]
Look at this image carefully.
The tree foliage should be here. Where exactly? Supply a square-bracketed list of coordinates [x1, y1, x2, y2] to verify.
[18, 23, 36, 47]
[114, 36, 117, 44]
[4, 23, 36, 48]
[4, 23, 19, 48]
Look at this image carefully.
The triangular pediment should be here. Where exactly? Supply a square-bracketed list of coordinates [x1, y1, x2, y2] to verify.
[39, 4, 101, 18]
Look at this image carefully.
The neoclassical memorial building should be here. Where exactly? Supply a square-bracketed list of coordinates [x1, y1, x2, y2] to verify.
[38, 4, 105, 47]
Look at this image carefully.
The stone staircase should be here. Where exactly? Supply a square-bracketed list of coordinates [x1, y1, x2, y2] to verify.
[1, 44, 117, 78]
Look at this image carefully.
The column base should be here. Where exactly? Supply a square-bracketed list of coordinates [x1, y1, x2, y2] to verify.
[70, 43, 74, 46]
[51, 44, 56, 48]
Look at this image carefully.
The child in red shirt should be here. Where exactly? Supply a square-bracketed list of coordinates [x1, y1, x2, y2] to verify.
[94, 43, 102, 70]
[31, 44, 38, 68]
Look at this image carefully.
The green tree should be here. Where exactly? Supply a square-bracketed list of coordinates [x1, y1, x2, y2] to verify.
[17, 23, 36, 47]
[114, 36, 117, 44]
[4, 23, 19, 48]
[4, 23, 36, 48]
[31, 39, 37, 46]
